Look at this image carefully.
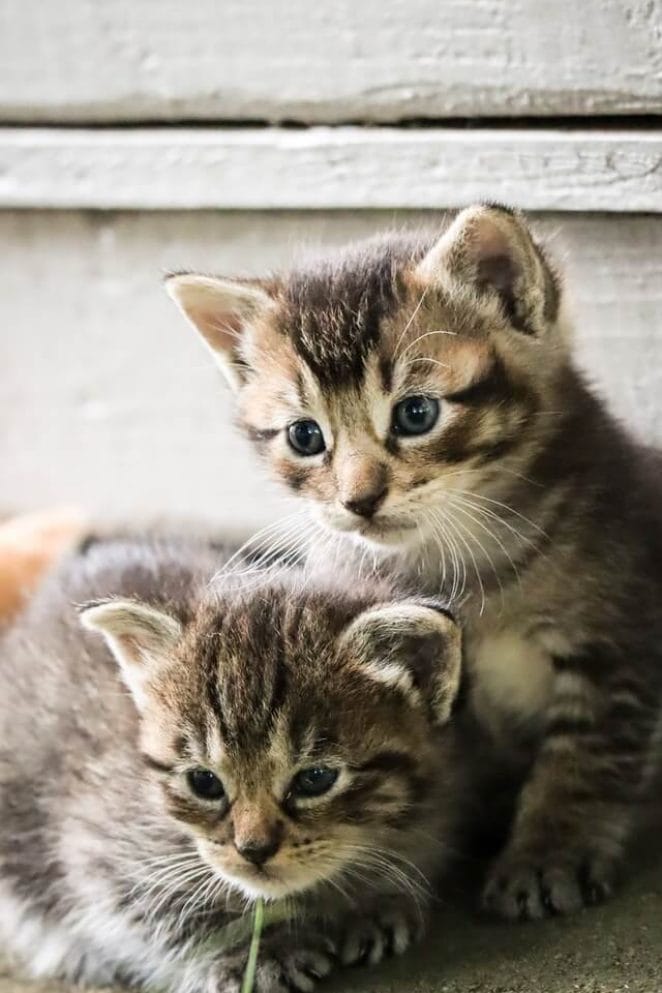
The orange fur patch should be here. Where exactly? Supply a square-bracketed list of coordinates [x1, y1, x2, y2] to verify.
[0, 508, 86, 623]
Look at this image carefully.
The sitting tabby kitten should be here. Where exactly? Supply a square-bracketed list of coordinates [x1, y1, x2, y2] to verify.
[168, 203, 662, 921]
[0, 536, 463, 992]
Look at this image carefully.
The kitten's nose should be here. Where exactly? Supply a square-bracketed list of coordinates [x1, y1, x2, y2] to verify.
[343, 487, 387, 519]
[236, 838, 281, 866]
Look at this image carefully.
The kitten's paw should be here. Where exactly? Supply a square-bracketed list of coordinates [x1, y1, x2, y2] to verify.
[208, 936, 336, 993]
[482, 851, 614, 921]
[340, 903, 425, 967]
[255, 936, 337, 993]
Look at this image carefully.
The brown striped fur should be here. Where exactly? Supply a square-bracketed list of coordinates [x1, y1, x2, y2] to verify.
[168, 204, 662, 921]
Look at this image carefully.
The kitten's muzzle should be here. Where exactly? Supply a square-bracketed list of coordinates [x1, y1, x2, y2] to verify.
[342, 486, 388, 519]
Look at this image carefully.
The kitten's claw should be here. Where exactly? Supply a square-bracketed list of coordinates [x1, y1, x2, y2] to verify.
[482, 851, 614, 921]
[340, 904, 423, 967]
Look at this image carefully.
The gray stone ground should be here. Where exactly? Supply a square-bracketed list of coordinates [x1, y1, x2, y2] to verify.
[3, 838, 662, 993]
[329, 857, 662, 993]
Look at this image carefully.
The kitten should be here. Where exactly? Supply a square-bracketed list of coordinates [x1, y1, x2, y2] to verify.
[0, 535, 463, 992]
[167, 203, 662, 921]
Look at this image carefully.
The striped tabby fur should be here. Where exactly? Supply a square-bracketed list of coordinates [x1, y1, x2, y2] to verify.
[168, 203, 662, 920]
[0, 536, 464, 991]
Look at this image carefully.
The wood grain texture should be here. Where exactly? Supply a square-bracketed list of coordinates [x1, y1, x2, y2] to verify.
[1, 210, 660, 528]
[1, 0, 661, 123]
[1, 127, 661, 211]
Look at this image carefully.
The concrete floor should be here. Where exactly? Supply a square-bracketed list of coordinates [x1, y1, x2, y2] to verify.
[3, 842, 661, 993]
[330, 860, 662, 993]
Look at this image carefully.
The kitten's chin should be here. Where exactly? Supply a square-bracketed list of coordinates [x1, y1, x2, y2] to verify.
[353, 525, 420, 551]
[216, 869, 334, 901]
[217, 868, 300, 902]
[315, 510, 420, 553]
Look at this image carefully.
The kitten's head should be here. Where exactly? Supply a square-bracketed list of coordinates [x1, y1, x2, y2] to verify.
[81, 578, 461, 901]
[167, 204, 567, 561]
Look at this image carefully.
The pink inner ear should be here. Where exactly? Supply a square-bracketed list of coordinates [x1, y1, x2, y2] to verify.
[112, 631, 147, 670]
[194, 303, 245, 353]
[167, 275, 272, 360]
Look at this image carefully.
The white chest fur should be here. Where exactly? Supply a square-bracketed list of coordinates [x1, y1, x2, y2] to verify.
[468, 628, 555, 734]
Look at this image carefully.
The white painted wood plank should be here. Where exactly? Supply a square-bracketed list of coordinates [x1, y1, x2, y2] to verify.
[1, 128, 660, 212]
[1, 0, 660, 123]
[1, 210, 661, 527]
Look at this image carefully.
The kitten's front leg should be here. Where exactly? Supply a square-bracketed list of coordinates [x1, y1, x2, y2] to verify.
[482, 655, 657, 920]
[202, 896, 426, 993]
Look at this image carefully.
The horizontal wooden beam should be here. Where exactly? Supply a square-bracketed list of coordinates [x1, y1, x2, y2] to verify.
[0, 128, 660, 212]
[2, 0, 660, 123]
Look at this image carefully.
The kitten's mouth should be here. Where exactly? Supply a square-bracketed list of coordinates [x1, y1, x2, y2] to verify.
[343, 517, 419, 550]
[210, 856, 342, 902]
[226, 866, 292, 900]
[317, 508, 419, 549]
[360, 519, 417, 543]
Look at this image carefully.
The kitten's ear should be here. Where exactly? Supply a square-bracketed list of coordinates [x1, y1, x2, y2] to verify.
[80, 599, 183, 711]
[416, 204, 560, 337]
[165, 274, 273, 390]
[341, 601, 462, 725]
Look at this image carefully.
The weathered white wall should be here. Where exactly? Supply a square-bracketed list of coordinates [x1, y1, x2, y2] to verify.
[2, 0, 660, 122]
[1, 0, 660, 533]
[2, 209, 661, 529]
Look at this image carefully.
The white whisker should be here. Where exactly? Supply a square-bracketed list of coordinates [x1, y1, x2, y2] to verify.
[398, 328, 458, 361]
[448, 495, 522, 593]
[432, 508, 465, 601]
[446, 497, 509, 602]
[450, 492, 548, 568]
[441, 509, 485, 614]
[400, 356, 449, 371]
[450, 489, 548, 538]
[210, 512, 306, 583]
[393, 284, 430, 359]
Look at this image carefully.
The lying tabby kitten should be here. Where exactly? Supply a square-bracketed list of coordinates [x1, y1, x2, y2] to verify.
[0, 536, 463, 992]
[168, 203, 662, 920]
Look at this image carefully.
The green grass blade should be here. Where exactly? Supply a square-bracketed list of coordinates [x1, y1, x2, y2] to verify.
[240, 898, 265, 993]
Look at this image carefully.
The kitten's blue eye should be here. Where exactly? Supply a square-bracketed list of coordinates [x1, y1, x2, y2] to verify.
[392, 395, 440, 437]
[287, 419, 325, 456]
[291, 767, 338, 798]
[187, 768, 225, 801]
